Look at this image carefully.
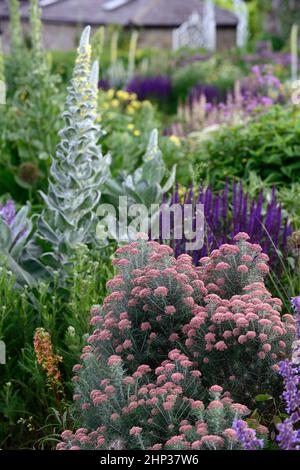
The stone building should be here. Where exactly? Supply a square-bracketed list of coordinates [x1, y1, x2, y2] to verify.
[0, 0, 238, 51]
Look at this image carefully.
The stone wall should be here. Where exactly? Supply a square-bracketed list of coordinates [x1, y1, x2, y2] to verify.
[0, 20, 83, 52]
[138, 27, 236, 50]
[0, 21, 236, 52]
[139, 29, 173, 49]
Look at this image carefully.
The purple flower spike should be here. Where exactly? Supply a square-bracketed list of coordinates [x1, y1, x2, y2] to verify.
[291, 297, 300, 342]
[233, 420, 264, 450]
[277, 419, 300, 450]
[0, 200, 16, 226]
[164, 181, 292, 272]
[126, 76, 172, 102]
[291, 297, 300, 314]
[0, 200, 29, 245]
[276, 297, 300, 450]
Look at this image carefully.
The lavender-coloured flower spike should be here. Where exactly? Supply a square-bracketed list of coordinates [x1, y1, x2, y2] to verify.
[126, 76, 172, 103]
[277, 420, 300, 450]
[276, 358, 300, 450]
[291, 297, 300, 345]
[171, 65, 284, 136]
[276, 298, 300, 450]
[164, 181, 292, 274]
[0, 200, 16, 226]
[0, 199, 28, 242]
[233, 420, 264, 450]
[0, 199, 37, 287]
[291, 297, 300, 315]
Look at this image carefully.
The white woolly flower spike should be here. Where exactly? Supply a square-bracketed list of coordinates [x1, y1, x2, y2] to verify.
[80, 25, 91, 47]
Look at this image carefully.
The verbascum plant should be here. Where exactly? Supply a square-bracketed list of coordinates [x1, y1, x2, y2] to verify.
[113, 128, 176, 206]
[6, 0, 28, 96]
[9, 0, 23, 53]
[29, 0, 45, 70]
[38, 26, 111, 270]
[91, 26, 105, 63]
[5, 0, 62, 183]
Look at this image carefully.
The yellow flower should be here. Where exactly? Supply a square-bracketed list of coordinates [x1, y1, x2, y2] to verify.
[107, 89, 115, 100]
[127, 105, 135, 115]
[129, 93, 138, 101]
[169, 135, 181, 147]
[117, 90, 130, 100]
[132, 100, 141, 109]
[178, 186, 187, 201]
[133, 129, 141, 137]
[111, 99, 120, 108]
[127, 123, 134, 130]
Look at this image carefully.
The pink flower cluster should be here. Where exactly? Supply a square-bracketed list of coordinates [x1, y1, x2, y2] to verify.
[200, 233, 270, 299]
[59, 356, 256, 450]
[57, 427, 106, 450]
[88, 236, 294, 402]
[87, 240, 208, 372]
[58, 235, 294, 449]
[183, 277, 295, 401]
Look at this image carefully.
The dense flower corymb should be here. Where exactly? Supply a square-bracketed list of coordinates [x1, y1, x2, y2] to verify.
[58, 354, 256, 450]
[87, 236, 292, 404]
[56, 235, 292, 449]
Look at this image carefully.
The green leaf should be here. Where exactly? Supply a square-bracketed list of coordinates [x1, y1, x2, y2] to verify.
[255, 394, 273, 402]
[142, 158, 165, 185]
[272, 415, 282, 425]
[162, 165, 176, 193]
[0, 218, 12, 250]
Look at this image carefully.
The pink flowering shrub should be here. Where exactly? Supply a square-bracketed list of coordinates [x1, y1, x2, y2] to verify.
[87, 240, 207, 372]
[58, 353, 261, 450]
[184, 280, 295, 402]
[58, 235, 295, 449]
[200, 233, 271, 299]
[188, 233, 296, 402]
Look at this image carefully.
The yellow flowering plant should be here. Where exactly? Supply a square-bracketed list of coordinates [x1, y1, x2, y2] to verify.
[98, 88, 160, 174]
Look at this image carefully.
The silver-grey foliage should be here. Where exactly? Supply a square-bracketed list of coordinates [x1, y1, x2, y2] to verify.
[38, 26, 111, 268]
[0, 201, 36, 287]
[104, 129, 176, 208]
[102, 129, 176, 242]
